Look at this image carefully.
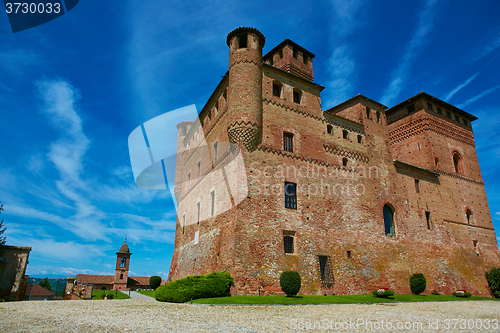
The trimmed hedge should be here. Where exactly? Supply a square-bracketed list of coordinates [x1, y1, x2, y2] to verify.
[149, 276, 162, 290]
[280, 271, 301, 297]
[155, 272, 233, 303]
[409, 273, 426, 295]
[486, 267, 500, 298]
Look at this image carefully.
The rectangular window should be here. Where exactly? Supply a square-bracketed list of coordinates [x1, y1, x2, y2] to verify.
[293, 48, 298, 58]
[317, 255, 334, 287]
[427, 103, 433, 110]
[446, 111, 451, 118]
[437, 107, 442, 115]
[303, 56, 308, 64]
[283, 132, 293, 152]
[414, 179, 420, 193]
[455, 115, 460, 122]
[347, 251, 352, 259]
[408, 104, 415, 113]
[366, 107, 371, 118]
[278, 49, 283, 58]
[238, 33, 247, 48]
[283, 235, 294, 254]
[463, 119, 468, 126]
[210, 190, 215, 217]
[293, 90, 301, 104]
[273, 83, 281, 97]
[376, 111, 381, 123]
[284, 182, 297, 209]
[425, 211, 431, 229]
[197, 202, 200, 225]
[357, 135, 362, 143]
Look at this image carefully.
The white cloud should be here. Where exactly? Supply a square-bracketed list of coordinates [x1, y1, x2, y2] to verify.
[444, 71, 481, 102]
[27, 265, 109, 277]
[457, 84, 500, 109]
[323, 0, 365, 108]
[471, 25, 500, 61]
[381, 0, 441, 106]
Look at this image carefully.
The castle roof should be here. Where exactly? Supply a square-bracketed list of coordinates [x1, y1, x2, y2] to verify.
[76, 274, 115, 285]
[118, 241, 130, 253]
[227, 27, 265, 47]
[325, 94, 388, 114]
[263, 38, 315, 61]
[386, 91, 478, 121]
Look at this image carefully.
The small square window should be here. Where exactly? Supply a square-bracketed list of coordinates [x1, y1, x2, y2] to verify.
[343, 130, 349, 139]
[293, 48, 298, 58]
[342, 158, 348, 166]
[238, 34, 247, 48]
[283, 132, 293, 152]
[284, 182, 297, 209]
[463, 119, 468, 126]
[437, 107, 442, 115]
[327, 125, 333, 134]
[427, 103, 433, 110]
[303, 56, 308, 64]
[408, 104, 415, 113]
[446, 111, 451, 118]
[455, 115, 460, 122]
[357, 135, 362, 143]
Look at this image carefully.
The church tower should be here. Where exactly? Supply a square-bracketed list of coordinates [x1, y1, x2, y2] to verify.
[113, 240, 131, 290]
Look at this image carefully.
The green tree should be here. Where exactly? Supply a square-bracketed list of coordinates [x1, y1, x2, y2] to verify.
[149, 276, 162, 290]
[38, 277, 53, 291]
[486, 268, 500, 298]
[0, 203, 7, 257]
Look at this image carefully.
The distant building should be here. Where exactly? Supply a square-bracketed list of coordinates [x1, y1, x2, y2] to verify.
[24, 284, 55, 301]
[65, 241, 161, 299]
[0, 245, 31, 301]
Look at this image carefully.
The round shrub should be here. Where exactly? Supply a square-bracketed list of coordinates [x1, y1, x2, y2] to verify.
[486, 267, 500, 298]
[280, 271, 301, 297]
[149, 276, 162, 290]
[409, 273, 426, 295]
[106, 293, 114, 299]
[155, 272, 233, 303]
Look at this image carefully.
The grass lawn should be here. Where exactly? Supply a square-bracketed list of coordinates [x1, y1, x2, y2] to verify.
[192, 294, 499, 305]
[91, 290, 130, 300]
[136, 290, 156, 298]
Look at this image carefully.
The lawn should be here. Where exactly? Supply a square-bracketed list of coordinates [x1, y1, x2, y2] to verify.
[91, 290, 130, 300]
[192, 294, 499, 305]
[136, 290, 156, 298]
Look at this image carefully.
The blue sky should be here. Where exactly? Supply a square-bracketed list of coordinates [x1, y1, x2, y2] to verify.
[1, 0, 499, 279]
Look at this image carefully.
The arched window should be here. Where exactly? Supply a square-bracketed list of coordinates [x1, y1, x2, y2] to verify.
[120, 274, 123, 280]
[434, 157, 439, 167]
[453, 152, 465, 175]
[383, 204, 395, 236]
[327, 125, 333, 134]
[120, 257, 126, 268]
[466, 209, 472, 224]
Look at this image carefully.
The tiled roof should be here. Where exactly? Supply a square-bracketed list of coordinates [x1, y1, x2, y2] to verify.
[127, 276, 150, 286]
[25, 284, 55, 297]
[76, 274, 114, 285]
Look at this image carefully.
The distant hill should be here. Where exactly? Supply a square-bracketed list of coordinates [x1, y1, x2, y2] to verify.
[28, 277, 66, 297]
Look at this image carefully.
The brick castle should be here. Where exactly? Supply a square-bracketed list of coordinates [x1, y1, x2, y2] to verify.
[168, 27, 500, 296]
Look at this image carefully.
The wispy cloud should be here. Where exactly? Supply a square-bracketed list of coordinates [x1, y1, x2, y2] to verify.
[27, 265, 110, 277]
[457, 84, 500, 109]
[444, 71, 481, 102]
[323, 0, 364, 108]
[470, 25, 500, 62]
[381, 0, 441, 106]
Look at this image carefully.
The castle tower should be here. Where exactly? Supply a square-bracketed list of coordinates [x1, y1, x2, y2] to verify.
[113, 240, 131, 290]
[226, 27, 265, 151]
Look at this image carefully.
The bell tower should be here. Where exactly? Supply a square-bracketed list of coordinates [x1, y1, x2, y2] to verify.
[226, 27, 265, 151]
[113, 240, 131, 290]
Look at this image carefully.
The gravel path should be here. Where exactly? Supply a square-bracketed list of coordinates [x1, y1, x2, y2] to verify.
[0, 299, 499, 332]
[129, 291, 154, 300]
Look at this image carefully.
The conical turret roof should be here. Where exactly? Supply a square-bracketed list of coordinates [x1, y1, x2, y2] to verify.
[118, 241, 130, 253]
